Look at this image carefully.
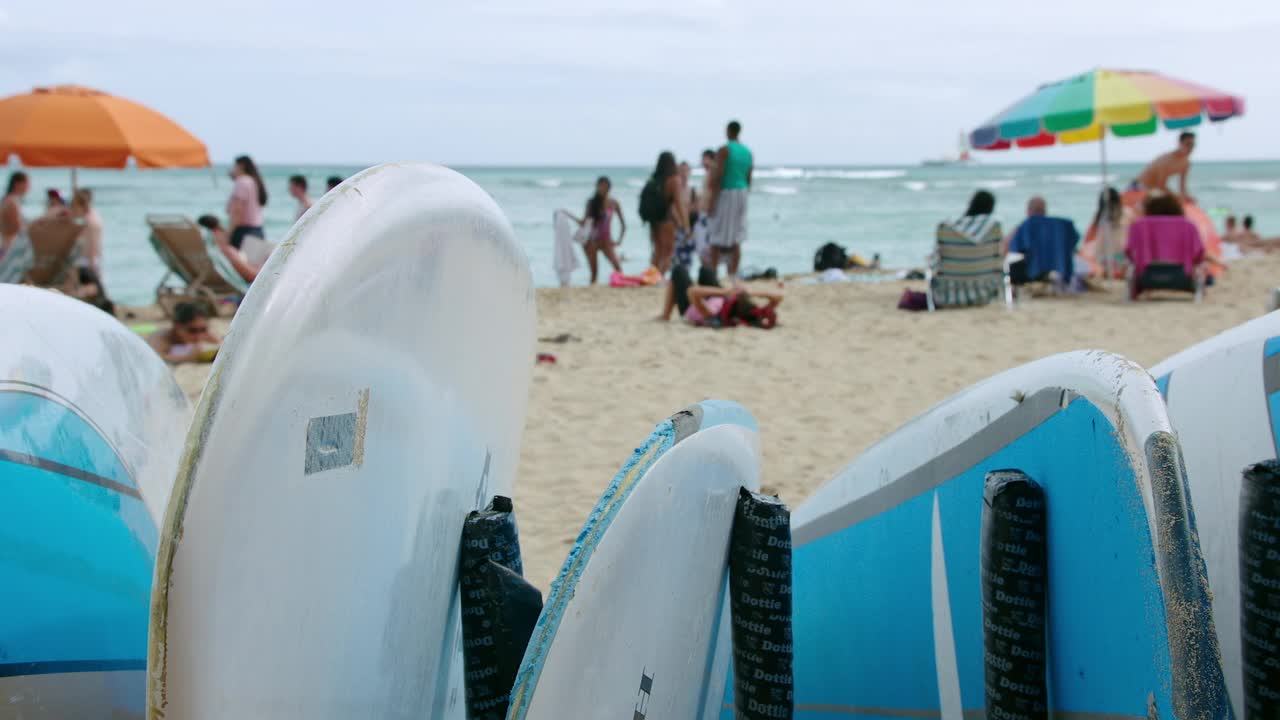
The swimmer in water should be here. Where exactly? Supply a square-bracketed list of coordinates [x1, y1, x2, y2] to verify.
[1134, 131, 1196, 200]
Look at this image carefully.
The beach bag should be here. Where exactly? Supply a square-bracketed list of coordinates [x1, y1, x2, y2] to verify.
[638, 178, 665, 224]
[897, 289, 929, 312]
[814, 242, 848, 271]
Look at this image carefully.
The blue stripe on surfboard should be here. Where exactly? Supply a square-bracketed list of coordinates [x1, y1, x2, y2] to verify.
[1265, 337, 1280, 459]
[1155, 373, 1170, 399]
[0, 391, 135, 488]
[1265, 336, 1280, 358]
[1, 443, 156, 667]
[0, 659, 147, 678]
[508, 400, 755, 718]
[767, 398, 1178, 717]
[1268, 391, 1280, 461]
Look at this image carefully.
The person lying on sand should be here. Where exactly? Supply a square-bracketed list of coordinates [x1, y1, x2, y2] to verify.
[198, 214, 268, 282]
[659, 264, 781, 328]
[150, 302, 221, 364]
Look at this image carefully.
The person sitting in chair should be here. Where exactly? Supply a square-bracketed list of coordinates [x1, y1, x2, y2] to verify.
[1007, 196, 1080, 289]
[198, 214, 270, 283]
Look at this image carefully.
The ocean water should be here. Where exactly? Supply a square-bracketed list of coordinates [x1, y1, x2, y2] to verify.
[10, 161, 1280, 306]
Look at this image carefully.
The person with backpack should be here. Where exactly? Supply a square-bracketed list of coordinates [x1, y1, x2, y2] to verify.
[638, 151, 688, 274]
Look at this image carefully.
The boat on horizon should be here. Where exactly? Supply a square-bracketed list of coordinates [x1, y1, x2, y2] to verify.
[921, 132, 975, 167]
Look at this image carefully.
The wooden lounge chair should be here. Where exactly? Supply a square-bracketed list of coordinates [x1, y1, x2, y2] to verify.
[147, 214, 247, 316]
[925, 220, 1013, 311]
[22, 217, 84, 292]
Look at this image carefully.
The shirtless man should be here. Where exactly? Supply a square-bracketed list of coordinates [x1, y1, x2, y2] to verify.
[289, 175, 313, 220]
[1135, 131, 1195, 199]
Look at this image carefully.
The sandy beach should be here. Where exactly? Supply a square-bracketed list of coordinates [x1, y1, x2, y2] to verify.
[166, 256, 1280, 591]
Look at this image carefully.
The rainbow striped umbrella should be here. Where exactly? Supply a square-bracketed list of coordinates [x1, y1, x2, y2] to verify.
[970, 69, 1244, 151]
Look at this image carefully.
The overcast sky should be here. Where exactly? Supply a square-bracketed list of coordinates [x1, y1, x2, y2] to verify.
[1, 0, 1276, 166]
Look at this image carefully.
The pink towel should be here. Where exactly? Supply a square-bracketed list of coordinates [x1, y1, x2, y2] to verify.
[1125, 217, 1204, 279]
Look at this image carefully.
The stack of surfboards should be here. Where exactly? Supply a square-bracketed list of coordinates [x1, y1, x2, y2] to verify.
[1, 285, 190, 719]
[1150, 310, 1280, 717]
[757, 351, 1232, 718]
[7, 160, 1267, 719]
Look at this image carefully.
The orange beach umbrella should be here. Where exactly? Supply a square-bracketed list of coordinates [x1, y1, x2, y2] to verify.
[0, 85, 209, 169]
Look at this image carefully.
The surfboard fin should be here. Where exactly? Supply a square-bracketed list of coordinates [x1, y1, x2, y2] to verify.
[728, 488, 794, 720]
[459, 495, 543, 720]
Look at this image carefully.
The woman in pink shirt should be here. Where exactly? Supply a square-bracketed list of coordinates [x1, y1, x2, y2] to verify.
[226, 155, 268, 249]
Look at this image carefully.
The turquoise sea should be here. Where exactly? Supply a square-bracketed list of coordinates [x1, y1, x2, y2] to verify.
[10, 161, 1280, 306]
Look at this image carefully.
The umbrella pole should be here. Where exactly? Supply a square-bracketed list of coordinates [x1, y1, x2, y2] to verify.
[71, 167, 78, 193]
[1099, 127, 1111, 280]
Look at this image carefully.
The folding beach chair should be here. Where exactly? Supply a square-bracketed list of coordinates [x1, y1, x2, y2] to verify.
[147, 214, 247, 316]
[925, 220, 1013, 312]
[1125, 216, 1206, 303]
[22, 217, 84, 292]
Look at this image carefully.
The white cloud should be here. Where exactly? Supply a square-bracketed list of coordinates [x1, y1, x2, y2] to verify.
[0, 0, 1273, 164]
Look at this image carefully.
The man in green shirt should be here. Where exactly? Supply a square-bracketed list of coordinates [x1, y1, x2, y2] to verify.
[708, 120, 753, 281]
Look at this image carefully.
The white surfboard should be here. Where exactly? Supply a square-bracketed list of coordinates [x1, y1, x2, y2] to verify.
[757, 351, 1229, 719]
[147, 163, 536, 719]
[508, 400, 760, 720]
[1150, 309, 1280, 715]
[1, 285, 189, 718]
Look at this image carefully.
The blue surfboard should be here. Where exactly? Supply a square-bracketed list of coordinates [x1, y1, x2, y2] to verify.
[722, 352, 1231, 719]
[0, 286, 189, 718]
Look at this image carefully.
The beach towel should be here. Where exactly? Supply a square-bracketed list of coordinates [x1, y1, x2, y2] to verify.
[553, 209, 580, 287]
[608, 267, 661, 288]
[930, 218, 1005, 307]
[1122, 190, 1223, 278]
[1009, 216, 1080, 284]
[1125, 216, 1204, 279]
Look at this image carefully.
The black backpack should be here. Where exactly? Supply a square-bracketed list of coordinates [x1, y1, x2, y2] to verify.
[814, 242, 848, 271]
[638, 178, 666, 224]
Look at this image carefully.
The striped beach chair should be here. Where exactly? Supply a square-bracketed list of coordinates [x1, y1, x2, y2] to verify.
[147, 214, 247, 316]
[925, 218, 1012, 311]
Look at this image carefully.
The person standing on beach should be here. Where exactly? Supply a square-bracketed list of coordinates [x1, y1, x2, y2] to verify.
[227, 155, 268, 249]
[289, 175, 313, 220]
[326, 176, 343, 193]
[640, 152, 688, 274]
[673, 161, 700, 270]
[70, 189, 104, 278]
[1135, 131, 1195, 200]
[707, 121, 753, 281]
[1, 171, 29, 260]
[571, 176, 625, 284]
